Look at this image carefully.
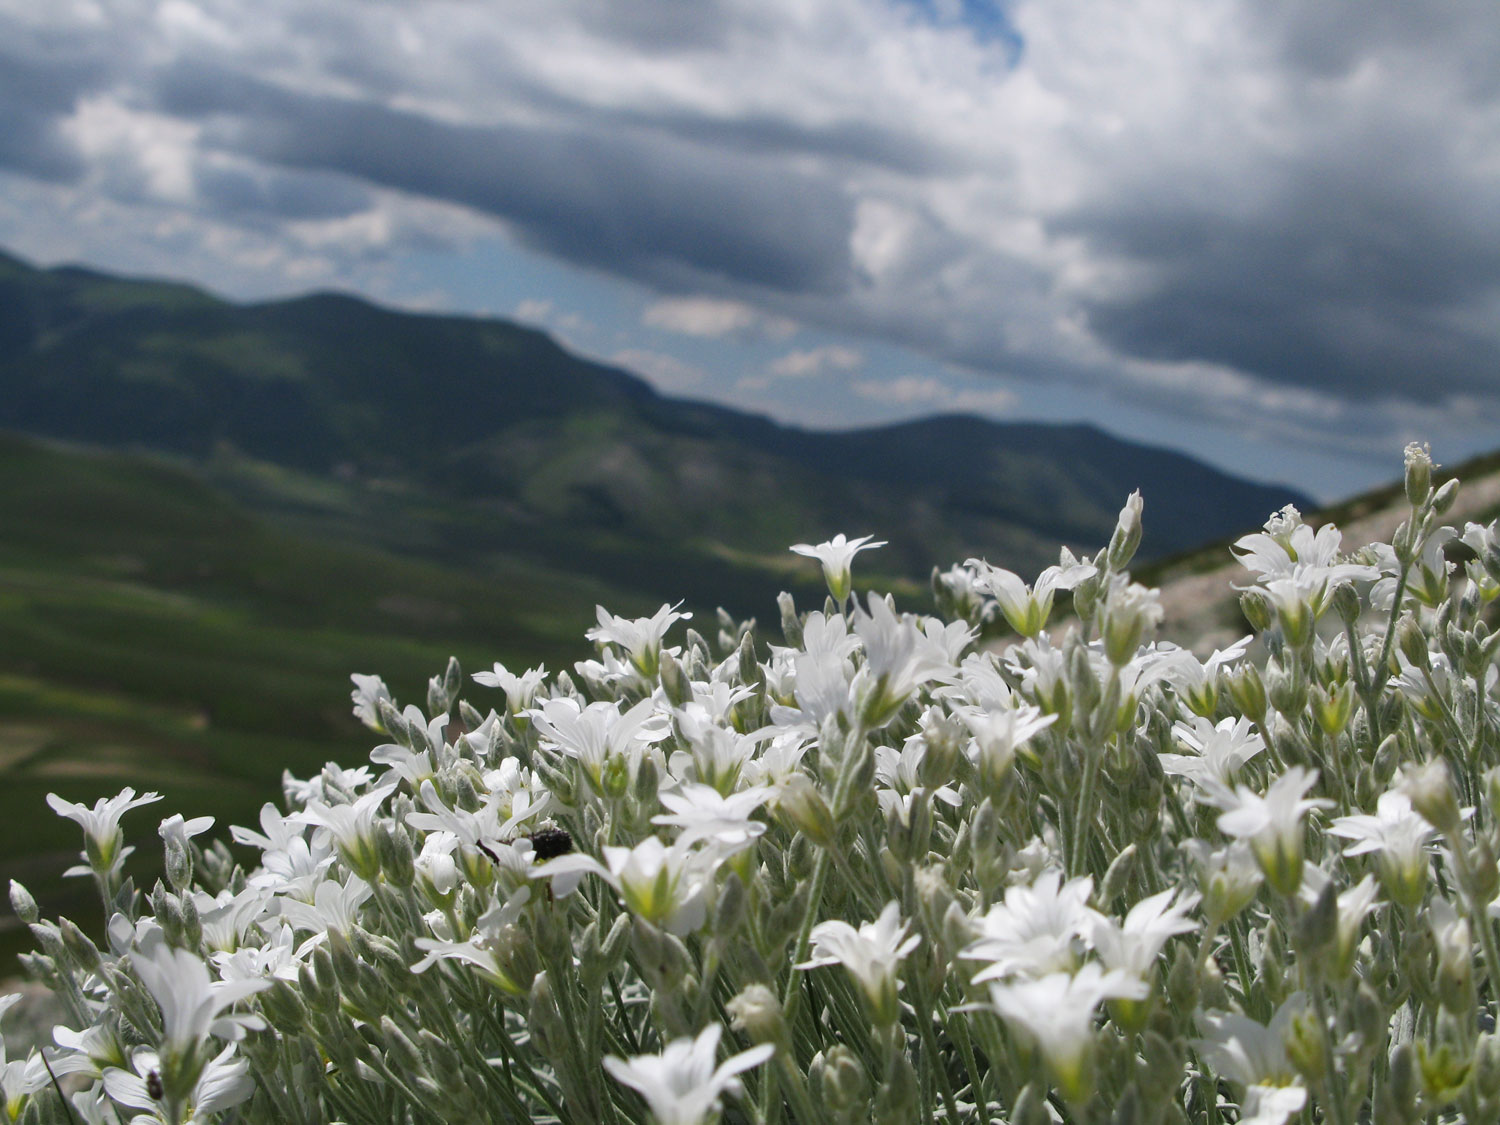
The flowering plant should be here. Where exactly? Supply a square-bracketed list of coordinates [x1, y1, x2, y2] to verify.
[8, 443, 1500, 1124]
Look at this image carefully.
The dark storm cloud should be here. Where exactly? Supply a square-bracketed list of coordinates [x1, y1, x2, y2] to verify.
[194, 164, 373, 222]
[150, 62, 855, 294]
[1056, 6, 1500, 405]
[0, 42, 113, 181]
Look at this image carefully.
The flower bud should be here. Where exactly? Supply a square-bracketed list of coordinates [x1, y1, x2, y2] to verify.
[1433, 477, 1460, 515]
[1330, 581, 1362, 628]
[1107, 491, 1144, 572]
[1312, 682, 1356, 737]
[873, 1050, 918, 1124]
[1226, 663, 1268, 724]
[1240, 590, 1273, 634]
[778, 591, 803, 648]
[382, 1015, 430, 1082]
[727, 983, 785, 1047]
[376, 824, 415, 889]
[1402, 758, 1463, 835]
[260, 977, 309, 1034]
[59, 917, 102, 974]
[526, 971, 567, 1062]
[811, 1045, 870, 1125]
[1398, 617, 1430, 670]
[1404, 442, 1433, 507]
[1100, 844, 1136, 907]
[8, 880, 38, 925]
[1010, 1082, 1053, 1125]
[778, 774, 836, 849]
[659, 651, 692, 708]
[1417, 1040, 1473, 1107]
[1284, 1007, 1327, 1083]
[1294, 881, 1339, 962]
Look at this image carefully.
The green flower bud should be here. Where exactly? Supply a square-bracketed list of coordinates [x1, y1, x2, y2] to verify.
[375, 823, 415, 889]
[1404, 442, 1433, 507]
[1388, 1042, 1419, 1117]
[727, 983, 785, 1047]
[8, 880, 38, 925]
[382, 1015, 430, 1082]
[778, 774, 836, 849]
[778, 591, 803, 648]
[1402, 758, 1463, 835]
[1293, 880, 1338, 963]
[658, 650, 692, 708]
[1312, 681, 1356, 736]
[260, 978, 309, 1035]
[1100, 844, 1136, 907]
[1417, 1040, 1472, 1107]
[526, 972, 567, 1063]
[1283, 1007, 1326, 1084]
[1432, 475, 1459, 514]
[1240, 590, 1273, 633]
[811, 1045, 870, 1125]
[873, 1049, 918, 1125]
[1226, 663, 1268, 724]
[59, 917, 102, 974]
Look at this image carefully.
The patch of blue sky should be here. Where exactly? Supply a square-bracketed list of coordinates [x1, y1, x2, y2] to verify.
[891, 0, 1023, 57]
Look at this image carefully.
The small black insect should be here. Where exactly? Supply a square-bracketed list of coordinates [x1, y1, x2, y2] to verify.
[475, 827, 574, 865]
[146, 1069, 164, 1101]
[527, 827, 574, 861]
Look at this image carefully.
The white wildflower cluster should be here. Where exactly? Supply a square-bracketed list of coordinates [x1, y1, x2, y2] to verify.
[11, 444, 1500, 1123]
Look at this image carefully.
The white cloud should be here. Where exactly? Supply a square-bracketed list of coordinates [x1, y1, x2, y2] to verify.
[852, 375, 1018, 414]
[642, 296, 796, 339]
[612, 348, 708, 393]
[768, 345, 863, 378]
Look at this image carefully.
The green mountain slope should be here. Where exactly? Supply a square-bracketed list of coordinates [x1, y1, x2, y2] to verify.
[0, 248, 1309, 599]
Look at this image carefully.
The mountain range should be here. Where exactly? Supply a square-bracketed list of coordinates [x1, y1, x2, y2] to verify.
[0, 247, 1308, 617]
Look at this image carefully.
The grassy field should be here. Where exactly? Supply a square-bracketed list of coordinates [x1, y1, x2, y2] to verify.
[0, 432, 653, 970]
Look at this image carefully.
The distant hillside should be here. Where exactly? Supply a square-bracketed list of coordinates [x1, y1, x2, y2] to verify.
[1146, 447, 1500, 654]
[0, 248, 1309, 606]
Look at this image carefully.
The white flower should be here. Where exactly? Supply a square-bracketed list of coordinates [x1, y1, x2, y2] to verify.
[959, 702, 1057, 786]
[473, 662, 549, 715]
[966, 558, 1095, 638]
[536, 836, 717, 935]
[603, 1023, 773, 1125]
[1297, 868, 1380, 972]
[47, 787, 163, 879]
[411, 891, 537, 995]
[528, 696, 668, 795]
[790, 533, 886, 603]
[588, 603, 691, 677]
[1089, 889, 1200, 978]
[1195, 995, 1309, 1125]
[1156, 637, 1251, 716]
[652, 783, 772, 856]
[349, 673, 392, 730]
[983, 964, 1145, 1104]
[103, 1043, 255, 1122]
[1329, 790, 1439, 908]
[1215, 767, 1333, 896]
[1183, 839, 1264, 925]
[850, 593, 956, 725]
[130, 944, 269, 1054]
[1161, 716, 1265, 794]
[275, 873, 372, 948]
[962, 869, 1104, 982]
[289, 782, 397, 880]
[798, 901, 921, 1025]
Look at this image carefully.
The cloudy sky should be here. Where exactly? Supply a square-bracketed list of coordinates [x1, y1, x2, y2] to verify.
[4, 0, 1499, 500]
